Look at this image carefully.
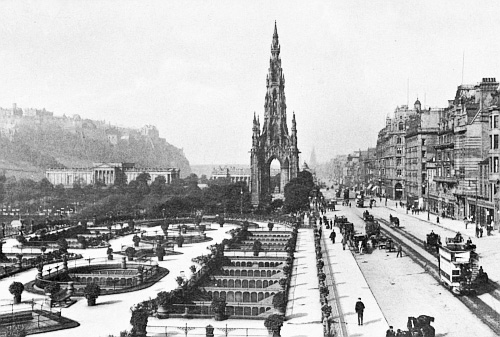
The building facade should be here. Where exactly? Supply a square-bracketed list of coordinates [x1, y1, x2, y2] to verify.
[46, 163, 180, 188]
[433, 78, 497, 221]
[405, 103, 441, 208]
[376, 102, 420, 200]
[211, 167, 251, 190]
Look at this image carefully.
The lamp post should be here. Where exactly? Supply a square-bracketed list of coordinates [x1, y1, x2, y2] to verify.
[423, 179, 430, 221]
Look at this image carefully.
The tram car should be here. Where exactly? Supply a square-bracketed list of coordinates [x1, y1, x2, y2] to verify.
[438, 238, 481, 295]
[425, 231, 441, 252]
[355, 196, 364, 208]
[365, 219, 380, 237]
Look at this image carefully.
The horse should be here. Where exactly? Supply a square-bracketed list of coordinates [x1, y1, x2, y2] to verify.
[389, 214, 400, 227]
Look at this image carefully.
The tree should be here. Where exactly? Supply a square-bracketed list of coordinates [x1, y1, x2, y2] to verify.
[57, 238, 69, 253]
[150, 175, 166, 195]
[9, 282, 24, 304]
[284, 180, 312, 213]
[252, 240, 263, 257]
[264, 314, 285, 336]
[133, 234, 141, 247]
[156, 246, 165, 261]
[83, 283, 101, 306]
[130, 305, 149, 337]
[211, 297, 227, 321]
[125, 247, 136, 261]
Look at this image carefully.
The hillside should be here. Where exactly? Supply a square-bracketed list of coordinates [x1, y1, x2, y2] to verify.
[0, 112, 191, 179]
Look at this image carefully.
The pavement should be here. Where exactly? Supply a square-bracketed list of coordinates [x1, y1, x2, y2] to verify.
[319, 215, 389, 336]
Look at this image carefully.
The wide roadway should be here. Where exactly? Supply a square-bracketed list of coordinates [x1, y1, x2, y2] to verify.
[327, 202, 497, 336]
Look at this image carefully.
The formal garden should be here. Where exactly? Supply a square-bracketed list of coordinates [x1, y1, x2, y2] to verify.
[120, 220, 299, 337]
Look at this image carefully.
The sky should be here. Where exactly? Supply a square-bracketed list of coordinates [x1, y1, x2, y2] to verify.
[1, 1, 500, 166]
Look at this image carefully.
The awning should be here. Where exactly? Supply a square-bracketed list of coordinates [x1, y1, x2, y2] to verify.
[366, 184, 373, 190]
[372, 186, 379, 191]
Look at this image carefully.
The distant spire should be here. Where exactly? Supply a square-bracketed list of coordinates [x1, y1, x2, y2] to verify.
[271, 21, 280, 53]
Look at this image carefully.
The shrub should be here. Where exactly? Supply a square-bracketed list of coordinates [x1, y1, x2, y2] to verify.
[264, 314, 284, 332]
[272, 292, 286, 310]
[125, 247, 136, 259]
[9, 282, 24, 303]
[44, 283, 61, 298]
[84, 283, 101, 306]
[211, 297, 226, 319]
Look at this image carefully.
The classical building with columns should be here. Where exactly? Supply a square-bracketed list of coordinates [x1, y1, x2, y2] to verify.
[45, 162, 180, 187]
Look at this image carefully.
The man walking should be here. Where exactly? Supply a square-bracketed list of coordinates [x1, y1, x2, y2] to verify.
[341, 235, 347, 250]
[396, 243, 403, 258]
[355, 298, 365, 325]
[329, 230, 336, 244]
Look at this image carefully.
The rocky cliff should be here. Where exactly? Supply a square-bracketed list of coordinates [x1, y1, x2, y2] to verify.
[0, 112, 191, 179]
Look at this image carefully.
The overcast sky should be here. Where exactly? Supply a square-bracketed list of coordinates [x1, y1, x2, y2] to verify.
[2, 1, 500, 166]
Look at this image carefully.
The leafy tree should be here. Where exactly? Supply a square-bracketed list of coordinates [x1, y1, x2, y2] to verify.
[57, 238, 69, 253]
[150, 175, 166, 195]
[283, 171, 315, 213]
[114, 170, 128, 187]
[83, 283, 101, 306]
[9, 281, 24, 303]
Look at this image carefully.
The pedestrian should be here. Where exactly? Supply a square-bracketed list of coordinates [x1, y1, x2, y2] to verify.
[436, 216, 440, 224]
[355, 298, 365, 325]
[329, 230, 336, 244]
[479, 226, 483, 238]
[475, 226, 480, 238]
[318, 227, 322, 238]
[396, 243, 403, 258]
[358, 240, 364, 254]
[386, 326, 396, 337]
[396, 202, 398, 208]
[342, 235, 347, 250]
[464, 217, 468, 229]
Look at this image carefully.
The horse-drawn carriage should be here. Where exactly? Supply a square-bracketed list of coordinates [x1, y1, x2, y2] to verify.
[334, 215, 348, 226]
[389, 214, 400, 227]
[362, 210, 373, 221]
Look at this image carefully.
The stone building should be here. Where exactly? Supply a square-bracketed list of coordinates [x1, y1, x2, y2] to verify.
[432, 78, 498, 221]
[489, 105, 500, 229]
[46, 163, 180, 188]
[376, 102, 420, 200]
[404, 103, 441, 208]
[211, 167, 251, 189]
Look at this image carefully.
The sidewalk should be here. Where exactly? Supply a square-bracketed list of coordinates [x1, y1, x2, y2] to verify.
[383, 197, 481, 238]
[281, 228, 323, 337]
[322, 222, 388, 336]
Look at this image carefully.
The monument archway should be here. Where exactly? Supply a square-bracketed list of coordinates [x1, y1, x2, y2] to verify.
[250, 23, 300, 206]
